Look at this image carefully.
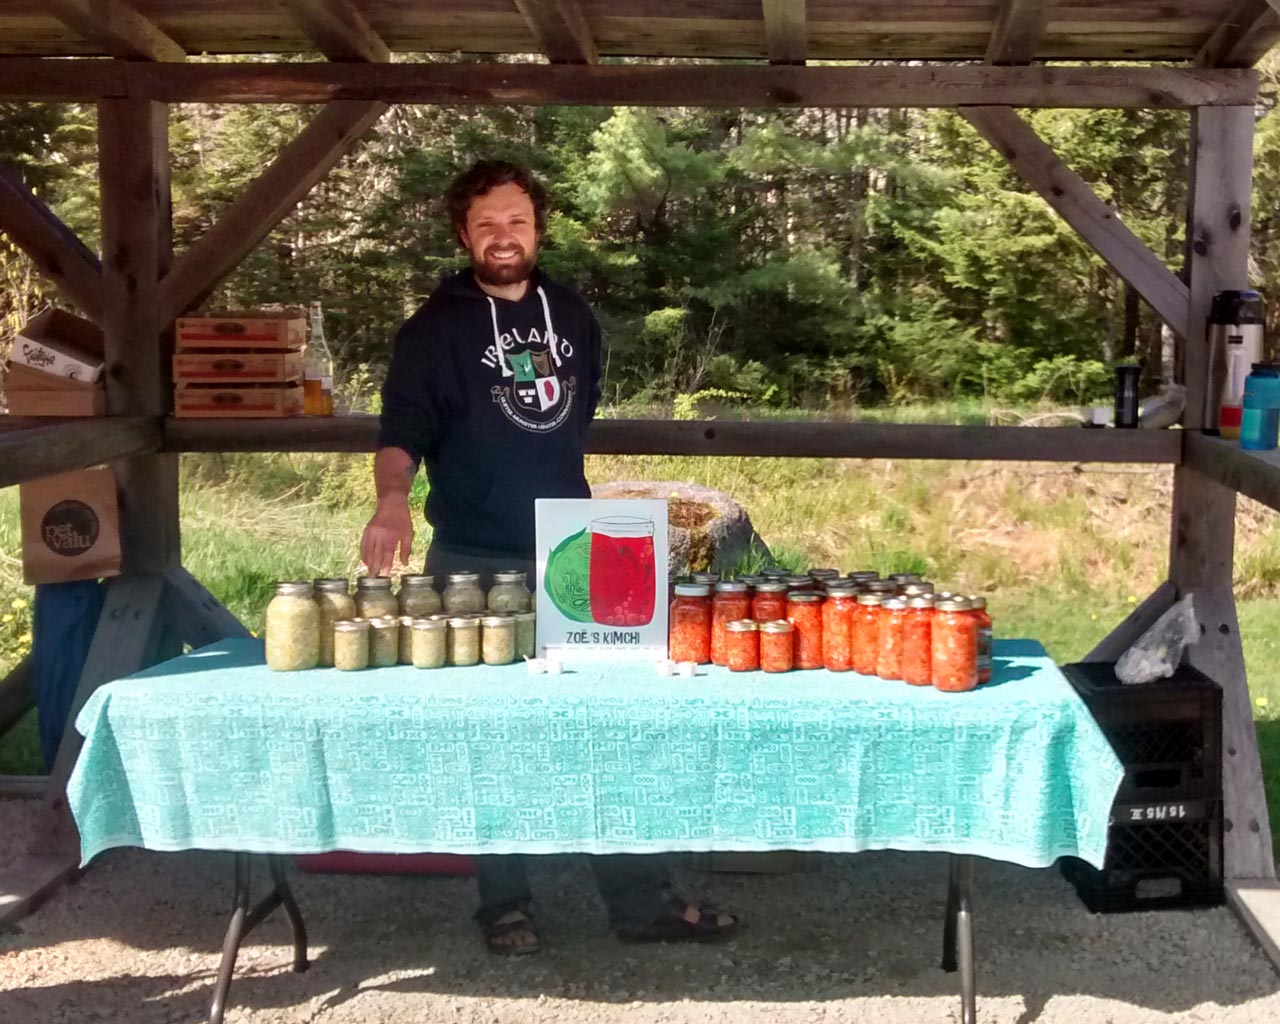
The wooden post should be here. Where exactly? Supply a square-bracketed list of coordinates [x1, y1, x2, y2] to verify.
[1171, 105, 1275, 881]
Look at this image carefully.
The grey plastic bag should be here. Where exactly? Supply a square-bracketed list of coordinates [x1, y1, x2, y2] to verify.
[1115, 594, 1199, 685]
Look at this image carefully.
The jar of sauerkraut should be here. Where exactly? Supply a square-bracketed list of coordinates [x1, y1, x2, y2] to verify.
[410, 617, 447, 669]
[265, 582, 320, 671]
[355, 576, 398, 620]
[333, 619, 370, 671]
[443, 572, 485, 614]
[487, 570, 532, 613]
[368, 616, 400, 668]
[398, 574, 442, 618]
[313, 579, 355, 668]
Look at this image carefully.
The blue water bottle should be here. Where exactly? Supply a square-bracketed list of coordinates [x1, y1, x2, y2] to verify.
[1240, 363, 1280, 451]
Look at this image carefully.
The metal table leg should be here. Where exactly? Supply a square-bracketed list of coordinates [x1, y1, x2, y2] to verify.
[208, 854, 310, 1024]
[940, 854, 977, 1024]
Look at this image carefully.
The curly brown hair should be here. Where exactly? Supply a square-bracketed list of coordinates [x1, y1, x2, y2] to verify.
[445, 160, 548, 244]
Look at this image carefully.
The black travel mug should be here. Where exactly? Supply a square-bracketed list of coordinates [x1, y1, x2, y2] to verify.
[1114, 364, 1140, 429]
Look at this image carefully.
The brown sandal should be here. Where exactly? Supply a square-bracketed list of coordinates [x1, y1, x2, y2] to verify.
[616, 896, 739, 944]
[482, 909, 541, 957]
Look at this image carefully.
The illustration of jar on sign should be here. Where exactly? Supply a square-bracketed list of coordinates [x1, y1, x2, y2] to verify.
[588, 516, 656, 626]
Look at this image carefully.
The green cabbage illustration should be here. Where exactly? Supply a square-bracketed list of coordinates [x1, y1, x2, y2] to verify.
[544, 528, 593, 622]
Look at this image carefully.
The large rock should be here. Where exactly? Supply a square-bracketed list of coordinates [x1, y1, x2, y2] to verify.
[590, 480, 771, 575]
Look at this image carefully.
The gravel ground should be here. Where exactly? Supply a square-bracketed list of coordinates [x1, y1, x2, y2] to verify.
[2, 799, 1278, 1024]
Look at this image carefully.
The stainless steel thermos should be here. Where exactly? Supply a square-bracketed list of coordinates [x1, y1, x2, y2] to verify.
[1204, 289, 1266, 437]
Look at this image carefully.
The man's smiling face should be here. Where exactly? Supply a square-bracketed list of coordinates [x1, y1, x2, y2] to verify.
[459, 181, 540, 288]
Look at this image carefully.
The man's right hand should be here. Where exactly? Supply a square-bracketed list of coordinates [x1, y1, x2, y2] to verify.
[360, 495, 414, 577]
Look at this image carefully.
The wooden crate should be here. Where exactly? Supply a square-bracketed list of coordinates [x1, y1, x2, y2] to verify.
[174, 382, 303, 418]
[4, 361, 105, 416]
[173, 350, 303, 384]
[176, 312, 306, 352]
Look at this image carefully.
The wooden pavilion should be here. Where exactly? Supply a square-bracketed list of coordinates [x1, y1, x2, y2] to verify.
[0, 0, 1278, 967]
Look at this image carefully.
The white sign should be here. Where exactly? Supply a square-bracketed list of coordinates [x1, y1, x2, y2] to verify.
[535, 498, 669, 661]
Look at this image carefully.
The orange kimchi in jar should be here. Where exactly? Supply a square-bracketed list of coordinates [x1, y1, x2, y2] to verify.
[877, 597, 908, 680]
[785, 592, 824, 670]
[853, 593, 883, 675]
[933, 597, 978, 692]
[751, 581, 789, 623]
[967, 595, 993, 685]
[710, 581, 751, 666]
[759, 620, 795, 673]
[669, 583, 712, 664]
[725, 619, 760, 672]
[821, 586, 858, 672]
[901, 594, 935, 686]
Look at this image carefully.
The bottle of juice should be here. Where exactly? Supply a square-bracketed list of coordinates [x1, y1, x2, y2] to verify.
[305, 301, 334, 416]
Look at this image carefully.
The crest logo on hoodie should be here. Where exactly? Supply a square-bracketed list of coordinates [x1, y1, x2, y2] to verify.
[483, 295, 576, 433]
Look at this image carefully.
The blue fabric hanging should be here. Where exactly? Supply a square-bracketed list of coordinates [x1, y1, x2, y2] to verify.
[33, 580, 105, 771]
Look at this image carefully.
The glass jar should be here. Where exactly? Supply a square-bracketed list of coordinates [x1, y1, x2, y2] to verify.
[398, 574, 442, 618]
[669, 583, 712, 664]
[821, 588, 858, 672]
[967, 595, 993, 685]
[442, 572, 485, 614]
[313, 579, 355, 668]
[866, 580, 898, 597]
[711, 582, 751, 667]
[735, 575, 765, 588]
[751, 581, 788, 623]
[332, 619, 370, 671]
[933, 597, 978, 693]
[407, 618, 446, 669]
[691, 571, 721, 586]
[368, 616, 400, 668]
[265, 582, 320, 671]
[785, 592, 824, 670]
[784, 574, 816, 592]
[482, 615, 516, 665]
[355, 576, 398, 620]
[398, 615, 416, 664]
[877, 598, 908, 681]
[725, 619, 760, 672]
[889, 572, 922, 585]
[808, 568, 841, 581]
[760, 567, 790, 580]
[902, 595, 935, 686]
[853, 593, 883, 675]
[488, 570, 532, 613]
[759, 620, 795, 673]
[513, 610, 537, 660]
[847, 571, 879, 585]
[447, 617, 481, 666]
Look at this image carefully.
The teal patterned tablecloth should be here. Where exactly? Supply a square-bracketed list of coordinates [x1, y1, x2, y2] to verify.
[68, 638, 1122, 869]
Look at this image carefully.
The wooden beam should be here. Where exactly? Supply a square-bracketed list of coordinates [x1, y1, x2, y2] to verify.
[158, 100, 386, 323]
[164, 567, 252, 649]
[961, 107, 1191, 340]
[986, 0, 1050, 66]
[0, 418, 160, 489]
[1184, 433, 1280, 513]
[283, 0, 389, 63]
[762, 1, 807, 65]
[0, 655, 34, 739]
[0, 60, 1257, 110]
[1229, 880, 1280, 973]
[1083, 581, 1177, 662]
[162, 415, 1184, 464]
[0, 165, 104, 322]
[514, 1, 597, 64]
[1196, 0, 1280, 68]
[48, 0, 186, 62]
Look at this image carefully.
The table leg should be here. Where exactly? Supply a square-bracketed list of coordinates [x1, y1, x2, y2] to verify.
[268, 854, 309, 973]
[940, 854, 977, 1024]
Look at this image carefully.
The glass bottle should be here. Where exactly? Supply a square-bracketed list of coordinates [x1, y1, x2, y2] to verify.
[305, 300, 334, 416]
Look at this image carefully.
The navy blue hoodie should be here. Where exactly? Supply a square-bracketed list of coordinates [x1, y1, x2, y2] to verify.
[376, 268, 602, 558]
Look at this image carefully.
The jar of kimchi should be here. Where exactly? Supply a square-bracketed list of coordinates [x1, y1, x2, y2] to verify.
[877, 598, 908, 680]
[669, 583, 713, 664]
[853, 593, 883, 675]
[821, 587, 858, 672]
[785, 592, 824, 670]
[751, 581, 789, 623]
[759, 620, 795, 673]
[725, 619, 760, 672]
[967, 595, 993, 684]
[902, 594, 935, 686]
[711, 581, 751, 666]
[933, 597, 978, 693]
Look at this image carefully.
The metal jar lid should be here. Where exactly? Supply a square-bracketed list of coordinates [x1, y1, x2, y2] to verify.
[759, 619, 795, 633]
[866, 580, 898, 593]
[512, 610, 537, 622]
[856, 593, 884, 606]
[714, 581, 749, 593]
[446, 572, 481, 585]
[902, 582, 935, 595]
[752, 581, 788, 593]
[410, 617, 446, 631]
[889, 573, 921, 583]
[808, 568, 841, 579]
[760, 567, 790, 578]
[356, 576, 393, 590]
[314, 578, 350, 593]
[482, 615, 515, 629]
[691, 572, 721, 584]
[447, 616, 481, 629]
[493, 571, 527, 584]
[400, 574, 435, 588]
[274, 581, 314, 597]
[787, 592, 823, 604]
[783, 574, 815, 587]
[936, 597, 972, 612]
[967, 595, 988, 610]
[333, 619, 370, 632]
[908, 595, 936, 609]
[735, 575, 765, 586]
[674, 583, 711, 597]
[725, 619, 759, 632]
[883, 598, 908, 611]
[847, 571, 879, 582]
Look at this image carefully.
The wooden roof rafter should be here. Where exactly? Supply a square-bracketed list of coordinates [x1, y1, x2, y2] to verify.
[514, 0, 597, 65]
[283, 0, 390, 63]
[47, 0, 186, 62]
[763, 0, 807, 66]
[1196, 0, 1280, 67]
[985, 0, 1051, 66]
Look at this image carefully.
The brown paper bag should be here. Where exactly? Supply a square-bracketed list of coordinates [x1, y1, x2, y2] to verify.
[19, 468, 122, 584]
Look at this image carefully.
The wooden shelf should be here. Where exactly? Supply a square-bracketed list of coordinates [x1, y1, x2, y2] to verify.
[0, 416, 160, 488]
[162, 416, 1183, 464]
[1184, 432, 1280, 513]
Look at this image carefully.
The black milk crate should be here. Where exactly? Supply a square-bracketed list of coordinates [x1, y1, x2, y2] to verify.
[1060, 660, 1224, 912]
[1062, 661, 1222, 805]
